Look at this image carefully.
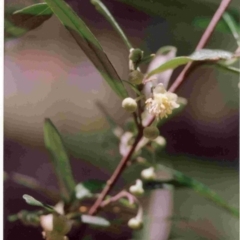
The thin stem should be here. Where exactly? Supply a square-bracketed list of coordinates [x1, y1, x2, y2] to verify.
[88, 130, 143, 215]
[91, 0, 132, 49]
[169, 0, 232, 93]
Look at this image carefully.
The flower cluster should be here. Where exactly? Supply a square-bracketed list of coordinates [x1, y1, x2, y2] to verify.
[145, 83, 179, 119]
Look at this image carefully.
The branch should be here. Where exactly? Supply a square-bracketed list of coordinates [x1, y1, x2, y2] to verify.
[168, 0, 232, 93]
[86, 0, 232, 221]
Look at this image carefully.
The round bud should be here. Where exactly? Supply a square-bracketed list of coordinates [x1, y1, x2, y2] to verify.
[129, 48, 143, 63]
[128, 70, 144, 85]
[143, 126, 159, 140]
[122, 98, 137, 113]
[141, 167, 156, 180]
[128, 217, 143, 230]
[129, 179, 144, 195]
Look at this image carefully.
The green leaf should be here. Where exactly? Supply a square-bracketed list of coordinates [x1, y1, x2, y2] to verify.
[146, 49, 235, 79]
[90, 0, 132, 49]
[22, 194, 54, 212]
[156, 164, 239, 218]
[44, 118, 75, 202]
[11, 172, 60, 202]
[8, 210, 42, 226]
[216, 64, 240, 74]
[44, 0, 128, 98]
[223, 12, 240, 47]
[81, 179, 106, 193]
[81, 215, 110, 227]
[5, 3, 52, 38]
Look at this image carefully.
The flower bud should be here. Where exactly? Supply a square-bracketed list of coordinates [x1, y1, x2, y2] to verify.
[141, 167, 156, 180]
[129, 48, 143, 63]
[143, 126, 159, 140]
[128, 217, 143, 230]
[129, 179, 144, 195]
[128, 70, 144, 85]
[53, 214, 71, 235]
[122, 98, 137, 113]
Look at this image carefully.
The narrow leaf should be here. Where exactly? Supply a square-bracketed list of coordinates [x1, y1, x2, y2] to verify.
[146, 49, 235, 79]
[44, 0, 128, 98]
[44, 118, 75, 202]
[223, 12, 240, 47]
[23, 194, 54, 212]
[156, 164, 239, 218]
[81, 215, 110, 227]
[90, 0, 132, 49]
[5, 3, 52, 38]
[11, 172, 60, 202]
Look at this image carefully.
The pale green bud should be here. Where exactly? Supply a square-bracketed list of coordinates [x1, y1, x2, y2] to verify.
[128, 217, 143, 230]
[122, 98, 137, 113]
[143, 126, 159, 140]
[129, 48, 143, 63]
[128, 70, 144, 85]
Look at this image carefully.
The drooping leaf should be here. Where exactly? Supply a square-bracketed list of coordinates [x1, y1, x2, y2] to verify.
[155, 164, 239, 218]
[90, 0, 132, 49]
[5, 3, 52, 38]
[44, 118, 76, 202]
[22, 194, 54, 212]
[44, 0, 128, 98]
[145, 49, 236, 79]
[81, 214, 110, 227]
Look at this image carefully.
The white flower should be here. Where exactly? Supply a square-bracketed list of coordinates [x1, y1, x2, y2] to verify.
[145, 83, 179, 119]
[129, 179, 144, 195]
[141, 167, 156, 180]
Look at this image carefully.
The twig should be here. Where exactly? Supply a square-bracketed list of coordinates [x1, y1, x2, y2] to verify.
[101, 190, 135, 208]
[84, 0, 232, 231]
[88, 131, 143, 215]
[168, 0, 232, 93]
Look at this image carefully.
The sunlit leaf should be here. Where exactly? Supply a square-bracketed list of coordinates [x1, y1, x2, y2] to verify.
[44, 118, 76, 202]
[44, 0, 128, 98]
[75, 183, 92, 200]
[146, 49, 235, 79]
[22, 194, 54, 212]
[81, 215, 110, 227]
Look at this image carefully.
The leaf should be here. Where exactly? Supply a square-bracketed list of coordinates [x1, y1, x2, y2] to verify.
[11, 172, 60, 202]
[81, 180, 106, 193]
[44, 0, 128, 98]
[81, 215, 110, 227]
[156, 164, 239, 218]
[90, 0, 132, 49]
[44, 118, 76, 202]
[5, 3, 52, 38]
[145, 49, 235, 79]
[22, 194, 54, 212]
[223, 12, 240, 47]
[216, 64, 240, 74]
